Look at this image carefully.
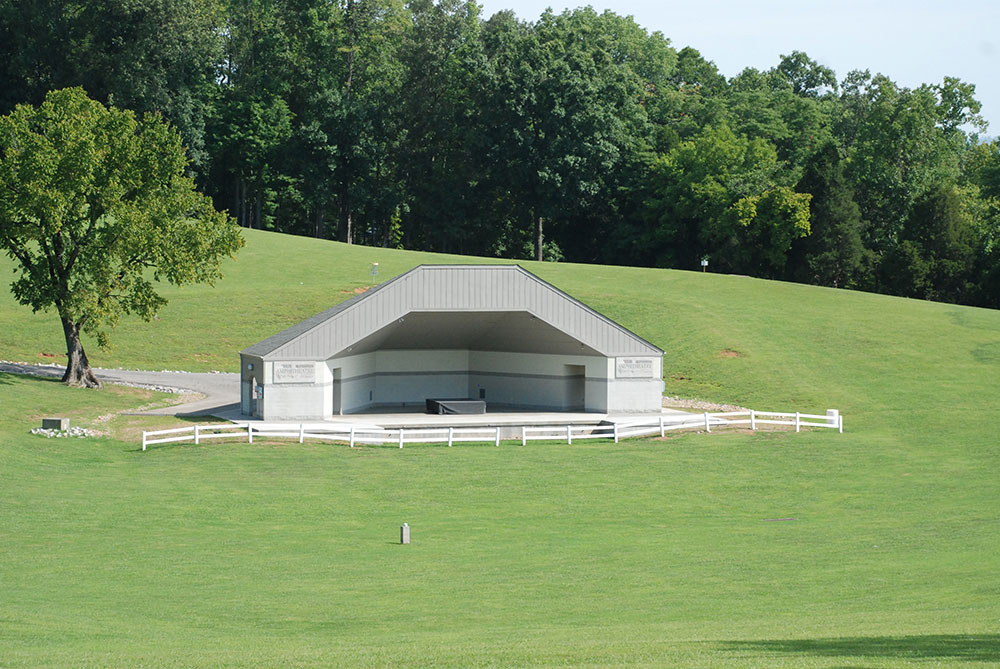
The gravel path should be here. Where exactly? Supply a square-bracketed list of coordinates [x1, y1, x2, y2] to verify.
[0, 361, 240, 416]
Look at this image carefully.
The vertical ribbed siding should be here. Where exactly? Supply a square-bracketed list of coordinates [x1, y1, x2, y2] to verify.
[264, 265, 661, 360]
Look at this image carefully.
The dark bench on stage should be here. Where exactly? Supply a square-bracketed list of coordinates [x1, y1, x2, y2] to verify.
[425, 398, 487, 415]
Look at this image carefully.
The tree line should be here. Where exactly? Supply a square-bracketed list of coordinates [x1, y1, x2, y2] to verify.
[3, 0, 999, 307]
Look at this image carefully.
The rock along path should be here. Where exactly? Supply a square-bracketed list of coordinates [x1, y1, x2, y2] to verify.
[0, 361, 240, 417]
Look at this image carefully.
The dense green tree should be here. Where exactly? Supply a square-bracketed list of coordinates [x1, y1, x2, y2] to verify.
[396, 0, 489, 253]
[0, 0, 224, 172]
[837, 72, 983, 275]
[642, 124, 810, 276]
[787, 143, 868, 287]
[0, 89, 243, 386]
[481, 8, 646, 261]
[881, 185, 978, 302]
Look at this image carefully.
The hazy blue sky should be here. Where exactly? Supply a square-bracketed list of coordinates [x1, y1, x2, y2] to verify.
[476, 0, 999, 137]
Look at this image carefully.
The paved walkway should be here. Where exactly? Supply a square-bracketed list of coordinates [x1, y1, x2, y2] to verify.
[0, 362, 240, 416]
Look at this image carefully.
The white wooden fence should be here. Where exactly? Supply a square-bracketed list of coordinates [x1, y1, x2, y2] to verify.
[141, 410, 843, 451]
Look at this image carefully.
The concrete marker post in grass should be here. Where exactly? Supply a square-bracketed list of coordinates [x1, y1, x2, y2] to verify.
[401, 523, 410, 545]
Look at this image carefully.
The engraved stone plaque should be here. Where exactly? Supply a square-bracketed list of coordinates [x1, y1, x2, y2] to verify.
[615, 357, 656, 378]
[273, 361, 316, 384]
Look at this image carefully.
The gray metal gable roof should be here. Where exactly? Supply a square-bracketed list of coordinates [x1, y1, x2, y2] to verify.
[242, 264, 663, 360]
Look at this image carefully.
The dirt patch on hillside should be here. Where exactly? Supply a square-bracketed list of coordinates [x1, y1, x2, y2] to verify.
[339, 286, 371, 295]
[719, 348, 743, 358]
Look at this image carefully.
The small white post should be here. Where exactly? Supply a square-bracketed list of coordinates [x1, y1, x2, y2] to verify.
[795, 412, 801, 432]
[299, 424, 305, 444]
[495, 427, 500, 447]
[750, 409, 756, 431]
[142, 432, 147, 451]
[659, 416, 665, 437]
[613, 423, 619, 443]
[399, 429, 404, 449]
[194, 424, 200, 445]
[567, 425, 573, 445]
[350, 426, 355, 448]
[704, 412, 711, 432]
[248, 423, 253, 444]
[400, 522, 410, 545]
[839, 415, 844, 433]
[448, 427, 453, 447]
[521, 426, 526, 446]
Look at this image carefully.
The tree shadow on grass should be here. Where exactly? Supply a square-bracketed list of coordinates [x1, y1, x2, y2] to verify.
[722, 635, 1000, 663]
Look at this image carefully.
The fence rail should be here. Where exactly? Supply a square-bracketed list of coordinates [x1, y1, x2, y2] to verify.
[141, 410, 843, 451]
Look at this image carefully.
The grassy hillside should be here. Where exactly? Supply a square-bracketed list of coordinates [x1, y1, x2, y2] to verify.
[1, 230, 999, 666]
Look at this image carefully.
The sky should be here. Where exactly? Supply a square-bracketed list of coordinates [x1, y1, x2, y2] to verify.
[475, 0, 999, 138]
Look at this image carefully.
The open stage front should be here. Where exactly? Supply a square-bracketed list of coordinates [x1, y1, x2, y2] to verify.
[317, 408, 615, 430]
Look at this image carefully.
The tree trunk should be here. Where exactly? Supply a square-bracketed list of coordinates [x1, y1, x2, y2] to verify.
[339, 191, 353, 244]
[535, 215, 544, 261]
[313, 209, 324, 239]
[61, 317, 101, 388]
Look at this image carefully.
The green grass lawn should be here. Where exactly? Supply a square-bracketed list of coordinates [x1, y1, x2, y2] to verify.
[1, 230, 999, 666]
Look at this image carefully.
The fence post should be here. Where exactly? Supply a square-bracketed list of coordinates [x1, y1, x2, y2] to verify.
[299, 424, 305, 444]
[567, 425, 572, 445]
[448, 427, 453, 447]
[704, 412, 711, 433]
[521, 426, 526, 446]
[194, 424, 200, 445]
[839, 415, 844, 433]
[248, 423, 253, 444]
[495, 427, 500, 447]
[142, 432, 147, 452]
[795, 412, 801, 432]
[399, 429, 404, 449]
[350, 426, 355, 448]
[659, 415, 665, 437]
[750, 410, 756, 431]
[613, 423, 619, 444]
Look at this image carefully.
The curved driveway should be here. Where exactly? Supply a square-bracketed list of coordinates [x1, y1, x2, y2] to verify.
[0, 362, 240, 417]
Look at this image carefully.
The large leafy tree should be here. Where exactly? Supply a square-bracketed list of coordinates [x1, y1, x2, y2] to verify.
[642, 123, 811, 276]
[481, 8, 646, 261]
[787, 142, 868, 288]
[0, 0, 224, 174]
[0, 88, 244, 387]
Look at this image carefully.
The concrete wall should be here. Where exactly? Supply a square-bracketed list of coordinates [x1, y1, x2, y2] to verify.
[605, 356, 664, 413]
[253, 349, 663, 419]
[467, 351, 609, 411]
[374, 350, 469, 407]
[257, 359, 329, 421]
[324, 352, 376, 415]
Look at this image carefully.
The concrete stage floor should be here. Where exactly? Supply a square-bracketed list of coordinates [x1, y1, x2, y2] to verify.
[211, 404, 694, 429]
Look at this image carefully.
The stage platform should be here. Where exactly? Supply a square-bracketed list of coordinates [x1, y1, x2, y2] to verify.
[214, 404, 693, 430]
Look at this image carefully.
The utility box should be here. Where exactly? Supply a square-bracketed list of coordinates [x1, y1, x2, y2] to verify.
[42, 417, 69, 430]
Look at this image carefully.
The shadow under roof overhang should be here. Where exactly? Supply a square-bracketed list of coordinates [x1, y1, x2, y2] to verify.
[333, 311, 603, 358]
